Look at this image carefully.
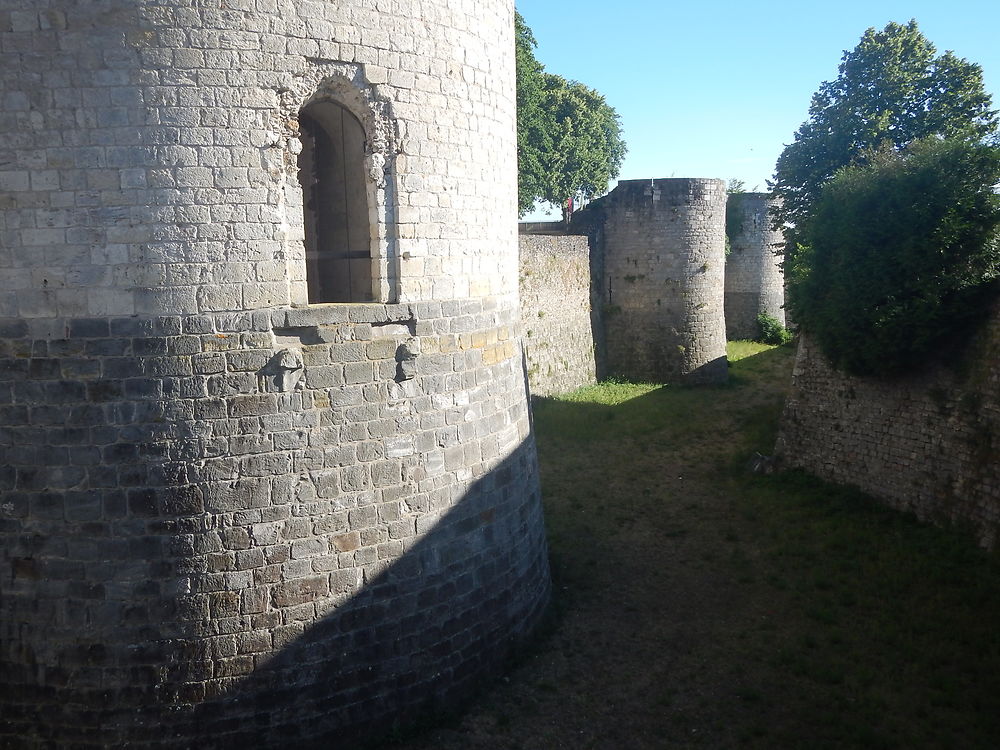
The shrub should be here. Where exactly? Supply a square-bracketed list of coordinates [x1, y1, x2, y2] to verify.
[756, 313, 793, 345]
[787, 137, 1000, 376]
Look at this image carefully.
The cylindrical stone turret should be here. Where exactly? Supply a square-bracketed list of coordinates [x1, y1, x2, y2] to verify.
[0, 1, 550, 746]
[599, 178, 728, 383]
[724, 193, 786, 339]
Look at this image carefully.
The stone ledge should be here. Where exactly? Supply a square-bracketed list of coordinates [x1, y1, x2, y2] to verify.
[272, 303, 418, 328]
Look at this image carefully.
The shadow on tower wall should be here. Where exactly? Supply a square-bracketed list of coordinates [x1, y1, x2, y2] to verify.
[154, 435, 552, 749]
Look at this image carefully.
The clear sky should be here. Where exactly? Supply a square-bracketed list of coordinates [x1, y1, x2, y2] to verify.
[516, 0, 1000, 216]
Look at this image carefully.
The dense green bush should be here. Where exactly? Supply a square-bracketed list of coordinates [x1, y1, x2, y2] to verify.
[787, 137, 1000, 376]
[756, 313, 793, 345]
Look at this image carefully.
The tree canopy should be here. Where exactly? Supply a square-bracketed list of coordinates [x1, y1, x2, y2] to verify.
[515, 12, 626, 217]
[788, 137, 1000, 376]
[771, 20, 998, 257]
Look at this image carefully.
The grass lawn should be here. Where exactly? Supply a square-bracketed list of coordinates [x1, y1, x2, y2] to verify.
[393, 341, 1000, 749]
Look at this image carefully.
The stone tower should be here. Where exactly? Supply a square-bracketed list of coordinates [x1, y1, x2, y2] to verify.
[0, 1, 550, 746]
[724, 192, 785, 339]
[598, 178, 728, 384]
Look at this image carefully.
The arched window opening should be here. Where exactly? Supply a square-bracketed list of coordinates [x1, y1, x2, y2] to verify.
[298, 100, 373, 303]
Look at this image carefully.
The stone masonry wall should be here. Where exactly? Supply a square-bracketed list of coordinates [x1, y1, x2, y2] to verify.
[0, 1, 550, 746]
[598, 178, 728, 384]
[724, 193, 784, 340]
[518, 228, 598, 397]
[0, 0, 521, 316]
[776, 316, 1000, 548]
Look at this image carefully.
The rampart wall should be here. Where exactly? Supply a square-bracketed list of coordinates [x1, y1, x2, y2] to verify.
[776, 314, 1000, 548]
[517, 229, 598, 397]
[516, 180, 769, 395]
[0, 1, 550, 746]
[724, 193, 785, 339]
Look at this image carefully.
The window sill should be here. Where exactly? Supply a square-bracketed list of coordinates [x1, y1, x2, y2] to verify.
[271, 303, 415, 328]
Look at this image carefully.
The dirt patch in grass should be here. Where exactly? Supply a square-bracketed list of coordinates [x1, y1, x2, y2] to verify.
[388, 341, 1000, 749]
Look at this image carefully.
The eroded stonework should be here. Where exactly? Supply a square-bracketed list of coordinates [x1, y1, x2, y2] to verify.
[777, 319, 1000, 549]
[0, 1, 550, 745]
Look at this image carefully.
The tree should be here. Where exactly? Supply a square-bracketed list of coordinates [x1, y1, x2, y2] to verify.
[788, 137, 1000, 376]
[771, 20, 998, 259]
[515, 11, 549, 216]
[533, 75, 627, 213]
[515, 12, 626, 217]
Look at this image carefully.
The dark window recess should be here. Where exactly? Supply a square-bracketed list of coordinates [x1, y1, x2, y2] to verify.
[298, 101, 373, 303]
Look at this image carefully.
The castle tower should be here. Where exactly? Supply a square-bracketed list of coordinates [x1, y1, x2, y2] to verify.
[0, 1, 550, 745]
[724, 193, 786, 339]
[599, 178, 728, 383]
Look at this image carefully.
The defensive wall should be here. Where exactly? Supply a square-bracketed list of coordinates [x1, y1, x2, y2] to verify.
[724, 193, 785, 340]
[776, 313, 1000, 548]
[0, 0, 550, 746]
[517, 182, 792, 395]
[559, 178, 729, 385]
[517, 227, 599, 397]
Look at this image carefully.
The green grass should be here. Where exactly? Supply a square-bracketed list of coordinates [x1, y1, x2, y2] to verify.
[393, 340, 1000, 750]
[738, 469, 1000, 747]
[530, 340, 1000, 749]
[553, 376, 661, 406]
[727, 339, 780, 363]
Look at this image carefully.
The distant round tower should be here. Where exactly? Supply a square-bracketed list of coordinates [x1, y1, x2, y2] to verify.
[724, 193, 786, 339]
[0, 1, 549, 746]
[599, 178, 728, 383]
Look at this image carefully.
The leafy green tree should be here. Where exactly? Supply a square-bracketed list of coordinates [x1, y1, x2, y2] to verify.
[515, 12, 626, 217]
[788, 137, 1000, 376]
[534, 75, 627, 212]
[772, 20, 998, 259]
[515, 12, 549, 216]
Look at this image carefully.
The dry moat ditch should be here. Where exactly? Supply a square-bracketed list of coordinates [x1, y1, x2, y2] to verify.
[388, 341, 1000, 749]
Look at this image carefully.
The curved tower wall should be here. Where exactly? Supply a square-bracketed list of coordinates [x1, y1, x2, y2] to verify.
[600, 178, 728, 383]
[724, 192, 785, 339]
[0, 1, 550, 746]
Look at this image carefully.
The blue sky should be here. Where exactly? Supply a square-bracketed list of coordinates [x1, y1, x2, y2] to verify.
[516, 0, 1000, 215]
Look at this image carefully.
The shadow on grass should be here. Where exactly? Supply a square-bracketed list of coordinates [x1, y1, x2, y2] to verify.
[732, 467, 1000, 747]
[387, 340, 1000, 749]
[528, 339, 1000, 749]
